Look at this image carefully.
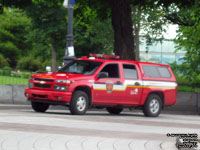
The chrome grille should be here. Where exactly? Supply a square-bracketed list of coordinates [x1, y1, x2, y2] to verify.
[35, 78, 54, 82]
[34, 83, 51, 88]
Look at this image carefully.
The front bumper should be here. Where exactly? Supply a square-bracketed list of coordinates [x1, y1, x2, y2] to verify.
[25, 88, 72, 104]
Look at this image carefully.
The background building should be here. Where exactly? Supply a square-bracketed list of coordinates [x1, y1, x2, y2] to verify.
[140, 39, 185, 64]
[139, 25, 185, 64]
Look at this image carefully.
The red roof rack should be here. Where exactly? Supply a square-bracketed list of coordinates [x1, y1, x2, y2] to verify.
[90, 54, 120, 59]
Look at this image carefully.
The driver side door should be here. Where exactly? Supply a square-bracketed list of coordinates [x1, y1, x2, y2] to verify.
[93, 63, 123, 104]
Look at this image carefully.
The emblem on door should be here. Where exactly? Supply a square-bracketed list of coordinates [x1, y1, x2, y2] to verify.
[106, 81, 113, 93]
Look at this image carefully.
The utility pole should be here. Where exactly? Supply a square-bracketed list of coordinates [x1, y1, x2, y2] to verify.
[63, 0, 76, 65]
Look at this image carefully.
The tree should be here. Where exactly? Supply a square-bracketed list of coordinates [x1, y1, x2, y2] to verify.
[131, 1, 167, 61]
[0, 54, 9, 68]
[25, 1, 67, 71]
[73, 0, 135, 59]
[108, 0, 135, 60]
[0, 8, 31, 67]
[1, 0, 114, 71]
[1, 0, 182, 64]
[0, 3, 3, 13]
[163, 0, 200, 80]
[1, 0, 166, 62]
[73, 3, 114, 57]
[75, 0, 172, 60]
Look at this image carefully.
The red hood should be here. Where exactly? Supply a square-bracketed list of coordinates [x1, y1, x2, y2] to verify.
[32, 72, 91, 80]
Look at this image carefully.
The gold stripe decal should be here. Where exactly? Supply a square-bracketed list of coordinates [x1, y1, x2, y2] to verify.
[93, 80, 177, 91]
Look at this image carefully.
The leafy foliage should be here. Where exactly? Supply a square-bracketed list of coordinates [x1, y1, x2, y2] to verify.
[170, 62, 200, 92]
[74, 1, 112, 56]
[0, 8, 31, 67]
[0, 2, 114, 71]
[164, 1, 200, 81]
[0, 0, 199, 78]
[0, 54, 9, 68]
[73, 3, 113, 57]
[26, 1, 67, 71]
[0, 0, 32, 8]
[17, 56, 41, 71]
[170, 62, 200, 84]
[131, 1, 167, 60]
[133, 2, 166, 39]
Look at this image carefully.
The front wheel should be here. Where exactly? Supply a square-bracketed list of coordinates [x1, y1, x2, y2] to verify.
[31, 102, 49, 112]
[106, 107, 123, 115]
[70, 91, 89, 115]
[143, 94, 162, 117]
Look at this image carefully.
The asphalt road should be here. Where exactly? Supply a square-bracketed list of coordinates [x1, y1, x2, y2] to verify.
[0, 104, 199, 150]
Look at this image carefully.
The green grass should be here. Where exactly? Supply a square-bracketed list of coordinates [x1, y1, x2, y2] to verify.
[0, 75, 28, 85]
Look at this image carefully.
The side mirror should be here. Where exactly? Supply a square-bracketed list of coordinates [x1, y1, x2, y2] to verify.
[98, 72, 108, 79]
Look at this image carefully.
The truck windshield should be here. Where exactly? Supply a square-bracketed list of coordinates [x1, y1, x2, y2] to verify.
[58, 60, 103, 75]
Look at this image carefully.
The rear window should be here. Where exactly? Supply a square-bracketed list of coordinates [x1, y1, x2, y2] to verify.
[142, 65, 171, 78]
[123, 64, 137, 79]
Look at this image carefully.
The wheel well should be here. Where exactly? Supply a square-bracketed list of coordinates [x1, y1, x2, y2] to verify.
[73, 86, 92, 106]
[147, 92, 165, 108]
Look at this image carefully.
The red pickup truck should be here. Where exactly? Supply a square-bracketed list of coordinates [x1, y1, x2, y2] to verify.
[25, 54, 177, 117]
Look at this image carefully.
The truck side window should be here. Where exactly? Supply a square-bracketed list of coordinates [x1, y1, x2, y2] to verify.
[143, 65, 171, 78]
[123, 64, 138, 79]
[100, 64, 119, 78]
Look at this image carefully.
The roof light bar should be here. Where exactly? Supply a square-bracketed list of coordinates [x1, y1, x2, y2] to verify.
[90, 54, 120, 59]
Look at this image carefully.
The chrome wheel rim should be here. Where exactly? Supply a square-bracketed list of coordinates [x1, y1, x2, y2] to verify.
[150, 99, 159, 114]
[76, 96, 86, 112]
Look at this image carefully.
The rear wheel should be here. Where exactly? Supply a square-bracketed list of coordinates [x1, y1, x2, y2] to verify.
[106, 107, 123, 115]
[70, 91, 89, 115]
[143, 94, 162, 117]
[31, 102, 49, 112]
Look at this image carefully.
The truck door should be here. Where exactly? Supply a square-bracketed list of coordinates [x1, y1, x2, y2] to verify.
[93, 63, 123, 104]
[121, 63, 143, 104]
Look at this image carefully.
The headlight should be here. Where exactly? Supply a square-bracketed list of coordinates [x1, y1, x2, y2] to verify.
[56, 80, 71, 84]
[54, 85, 69, 91]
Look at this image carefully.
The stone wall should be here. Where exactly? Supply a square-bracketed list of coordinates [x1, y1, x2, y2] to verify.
[0, 85, 28, 104]
[165, 92, 200, 114]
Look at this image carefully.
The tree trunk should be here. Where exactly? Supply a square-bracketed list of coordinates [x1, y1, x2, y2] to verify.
[133, 5, 141, 61]
[134, 27, 140, 61]
[109, 0, 135, 60]
[51, 34, 57, 72]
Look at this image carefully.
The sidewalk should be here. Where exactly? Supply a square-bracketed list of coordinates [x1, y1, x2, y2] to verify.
[0, 104, 200, 150]
[0, 130, 178, 150]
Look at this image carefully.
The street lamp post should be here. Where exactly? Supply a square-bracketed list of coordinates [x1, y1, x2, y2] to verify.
[63, 0, 76, 65]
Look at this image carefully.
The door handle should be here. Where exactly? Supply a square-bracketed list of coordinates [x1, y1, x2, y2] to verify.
[135, 82, 140, 86]
[116, 81, 122, 85]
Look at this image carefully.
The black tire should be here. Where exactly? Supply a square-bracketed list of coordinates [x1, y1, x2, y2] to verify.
[31, 102, 49, 112]
[106, 107, 123, 115]
[143, 94, 162, 117]
[70, 91, 89, 115]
